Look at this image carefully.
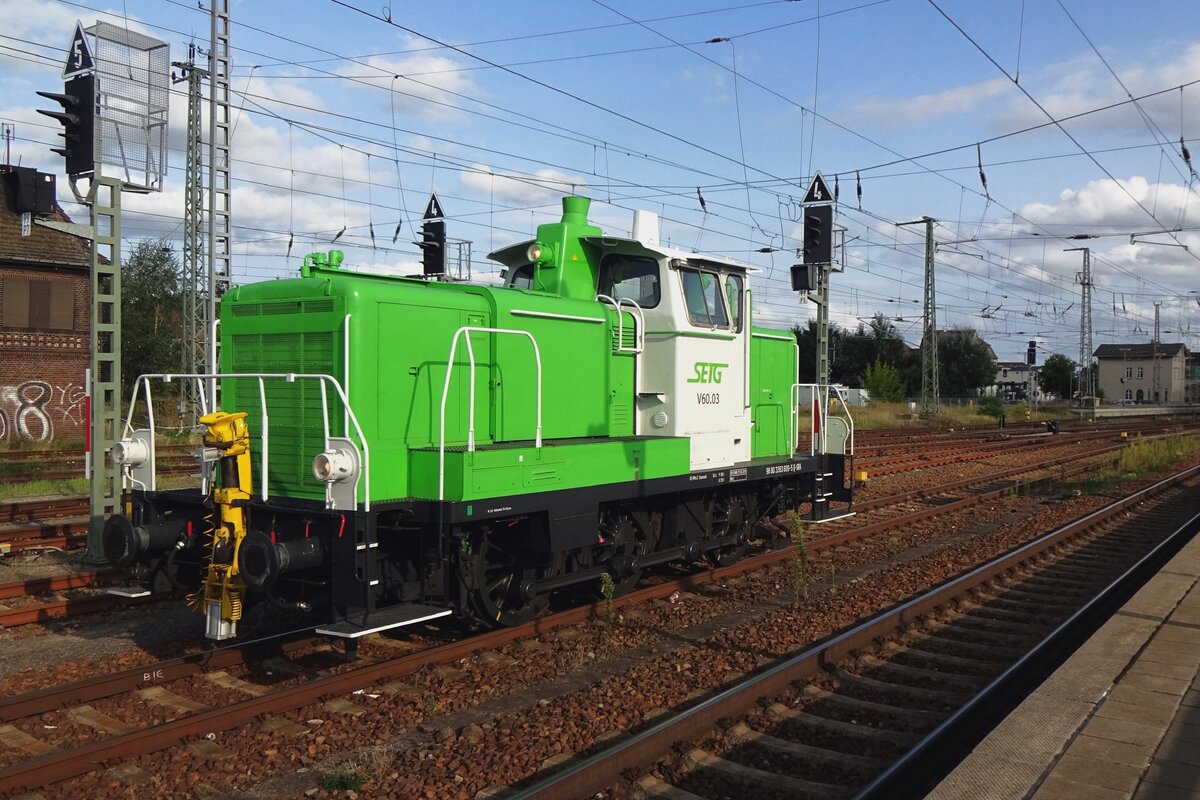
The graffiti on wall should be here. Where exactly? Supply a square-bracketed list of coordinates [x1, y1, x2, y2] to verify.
[0, 380, 87, 442]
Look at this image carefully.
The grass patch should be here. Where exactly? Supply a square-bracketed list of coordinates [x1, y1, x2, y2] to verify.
[0, 460, 48, 478]
[1058, 433, 1200, 496]
[822, 401, 1076, 431]
[0, 437, 86, 454]
[1117, 433, 1200, 477]
[0, 477, 89, 501]
[319, 768, 370, 792]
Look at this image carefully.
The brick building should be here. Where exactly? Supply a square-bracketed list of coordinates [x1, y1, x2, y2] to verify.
[0, 166, 91, 444]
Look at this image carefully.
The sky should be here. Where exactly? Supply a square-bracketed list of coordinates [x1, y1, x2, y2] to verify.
[2, 0, 1199, 363]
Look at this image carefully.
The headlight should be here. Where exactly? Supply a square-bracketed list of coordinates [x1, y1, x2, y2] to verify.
[526, 242, 555, 265]
[312, 448, 356, 483]
[112, 437, 150, 467]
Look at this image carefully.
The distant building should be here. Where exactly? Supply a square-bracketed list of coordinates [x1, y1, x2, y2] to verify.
[0, 166, 91, 443]
[1094, 342, 1189, 405]
[987, 361, 1042, 402]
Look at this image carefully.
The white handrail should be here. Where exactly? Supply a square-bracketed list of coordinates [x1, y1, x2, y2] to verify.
[343, 314, 351, 436]
[829, 384, 855, 455]
[743, 288, 752, 411]
[790, 383, 820, 456]
[438, 327, 543, 502]
[208, 318, 221, 412]
[619, 298, 648, 352]
[257, 377, 269, 501]
[788, 383, 855, 457]
[123, 372, 372, 511]
[595, 294, 644, 354]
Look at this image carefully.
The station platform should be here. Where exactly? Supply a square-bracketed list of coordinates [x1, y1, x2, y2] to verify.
[926, 530, 1200, 800]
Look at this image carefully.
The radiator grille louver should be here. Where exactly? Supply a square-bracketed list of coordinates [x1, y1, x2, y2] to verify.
[227, 329, 337, 494]
[230, 299, 335, 317]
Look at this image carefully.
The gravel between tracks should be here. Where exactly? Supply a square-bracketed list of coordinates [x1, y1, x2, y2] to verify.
[4, 434, 1186, 799]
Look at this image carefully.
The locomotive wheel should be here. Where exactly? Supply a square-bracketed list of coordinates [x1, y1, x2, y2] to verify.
[598, 512, 648, 596]
[464, 526, 550, 627]
[706, 492, 754, 568]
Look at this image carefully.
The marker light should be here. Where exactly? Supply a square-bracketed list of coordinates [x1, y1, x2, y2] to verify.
[526, 243, 543, 263]
[312, 448, 357, 483]
[111, 437, 150, 467]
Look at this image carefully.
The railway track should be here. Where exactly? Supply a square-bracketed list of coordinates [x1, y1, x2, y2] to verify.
[0, 431, 1140, 628]
[0, 498, 86, 523]
[0, 434, 1113, 628]
[510, 466, 1200, 800]
[0, 423, 1191, 795]
[0, 443, 1179, 796]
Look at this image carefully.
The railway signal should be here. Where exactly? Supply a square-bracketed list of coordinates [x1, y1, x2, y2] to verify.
[419, 219, 446, 276]
[420, 192, 447, 276]
[802, 204, 833, 265]
[36, 74, 95, 177]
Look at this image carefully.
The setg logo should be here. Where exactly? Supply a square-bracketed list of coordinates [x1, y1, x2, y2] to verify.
[687, 362, 728, 384]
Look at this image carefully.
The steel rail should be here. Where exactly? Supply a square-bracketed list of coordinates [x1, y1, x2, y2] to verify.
[0, 592, 162, 628]
[0, 570, 120, 601]
[0, 628, 319, 725]
[508, 464, 1200, 799]
[856, 497, 1200, 797]
[0, 498, 87, 523]
[0, 451, 1187, 793]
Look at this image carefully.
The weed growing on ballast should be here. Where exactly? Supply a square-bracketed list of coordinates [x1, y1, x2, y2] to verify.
[320, 767, 369, 792]
[788, 511, 809, 604]
[599, 572, 616, 625]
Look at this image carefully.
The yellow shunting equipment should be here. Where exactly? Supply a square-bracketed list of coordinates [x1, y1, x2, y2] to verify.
[193, 410, 253, 640]
[853, 468, 869, 484]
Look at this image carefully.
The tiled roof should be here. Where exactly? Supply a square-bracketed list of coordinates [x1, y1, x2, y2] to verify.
[0, 168, 91, 271]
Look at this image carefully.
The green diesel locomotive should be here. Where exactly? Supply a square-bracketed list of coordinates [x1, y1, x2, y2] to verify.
[105, 195, 854, 642]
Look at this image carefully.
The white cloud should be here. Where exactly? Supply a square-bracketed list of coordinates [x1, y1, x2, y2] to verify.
[0, 0, 126, 43]
[235, 72, 326, 119]
[1019, 176, 1199, 231]
[332, 47, 483, 122]
[842, 77, 1011, 129]
[460, 164, 588, 206]
[1002, 44, 1200, 138]
[1014, 176, 1200, 308]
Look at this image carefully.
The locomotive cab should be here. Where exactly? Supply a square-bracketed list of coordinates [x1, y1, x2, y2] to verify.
[491, 205, 758, 470]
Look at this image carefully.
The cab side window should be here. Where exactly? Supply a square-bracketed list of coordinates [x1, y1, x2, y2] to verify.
[507, 263, 534, 290]
[598, 255, 661, 308]
[725, 273, 744, 332]
[680, 267, 728, 328]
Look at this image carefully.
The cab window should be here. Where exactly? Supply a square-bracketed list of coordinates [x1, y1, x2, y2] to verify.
[725, 273, 744, 332]
[507, 263, 534, 290]
[598, 255, 661, 308]
[680, 267, 728, 328]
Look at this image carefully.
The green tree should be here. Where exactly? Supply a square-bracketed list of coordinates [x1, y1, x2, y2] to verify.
[121, 239, 184, 395]
[861, 359, 905, 402]
[1037, 353, 1076, 400]
[977, 396, 1003, 418]
[792, 320, 851, 383]
[933, 329, 997, 397]
[793, 314, 914, 388]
